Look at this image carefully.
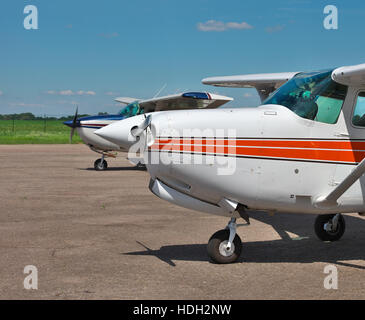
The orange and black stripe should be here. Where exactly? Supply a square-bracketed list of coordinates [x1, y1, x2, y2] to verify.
[149, 137, 365, 165]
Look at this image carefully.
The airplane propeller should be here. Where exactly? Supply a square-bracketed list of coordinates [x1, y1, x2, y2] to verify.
[131, 114, 154, 150]
[131, 114, 152, 137]
[69, 106, 79, 143]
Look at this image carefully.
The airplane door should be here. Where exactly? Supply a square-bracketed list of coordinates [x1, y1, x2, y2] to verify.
[257, 109, 316, 209]
[332, 90, 365, 207]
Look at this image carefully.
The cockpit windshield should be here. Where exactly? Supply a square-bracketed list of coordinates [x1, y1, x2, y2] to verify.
[119, 101, 144, 118]
[263, 70, 348, 124]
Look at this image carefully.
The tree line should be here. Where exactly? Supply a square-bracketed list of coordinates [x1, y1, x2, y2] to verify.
[0, 112, 108, 121]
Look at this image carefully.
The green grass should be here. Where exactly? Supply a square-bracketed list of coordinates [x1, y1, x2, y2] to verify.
[0, 120, 82, 144]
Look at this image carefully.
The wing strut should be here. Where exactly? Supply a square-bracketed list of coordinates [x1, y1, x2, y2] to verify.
[314, 158, 365, 208]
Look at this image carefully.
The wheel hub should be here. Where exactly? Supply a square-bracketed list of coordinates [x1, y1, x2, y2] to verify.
[219, 240, 235, 257]
[324, 214, 340, 235]
[324, 222, 339, 235]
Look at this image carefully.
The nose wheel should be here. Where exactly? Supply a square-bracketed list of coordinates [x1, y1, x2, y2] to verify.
[136, 162, 147, 169]
[94, 157, 108, 171]
[207, 218, 242, 264]
[314, 213, 346, 241]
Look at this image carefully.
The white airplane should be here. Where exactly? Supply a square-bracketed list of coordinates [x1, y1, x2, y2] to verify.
[95, 62, 365, 264]
[63, 92, 233, 170]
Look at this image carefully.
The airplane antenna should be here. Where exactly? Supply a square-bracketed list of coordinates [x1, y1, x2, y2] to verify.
[153, 83, 167, 98]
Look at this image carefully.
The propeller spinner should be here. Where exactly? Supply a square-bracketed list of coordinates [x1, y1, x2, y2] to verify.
[95, 114, 154, 151]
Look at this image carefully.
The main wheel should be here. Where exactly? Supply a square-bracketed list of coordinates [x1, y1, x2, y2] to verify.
[314, 214, 346, 242]
[94, 158, 108, 171]
[207, 229, 242, 264]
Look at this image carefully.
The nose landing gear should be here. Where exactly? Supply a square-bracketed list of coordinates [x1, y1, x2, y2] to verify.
[89, 146, 117, 171]
[94, 155, 108, 171]
[207, 217, 243, 264]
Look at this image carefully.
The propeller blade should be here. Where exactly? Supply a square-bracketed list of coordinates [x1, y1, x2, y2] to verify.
[69, 106, 78, 144]
[72, 106, 78, 127]
[70, 127, 75, 144]
[146, 126, 154, 147]
[129, 114, 155, 154]
[131, 114, 152, 137]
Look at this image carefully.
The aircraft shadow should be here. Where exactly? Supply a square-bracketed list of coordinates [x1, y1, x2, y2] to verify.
[124, 212, 365, 268]
[81, 166, 147, 171]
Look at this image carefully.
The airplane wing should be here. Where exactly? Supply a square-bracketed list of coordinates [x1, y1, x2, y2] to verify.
[202, 72, 299, 102]
[118, 92, 233, 112]
[114, 97, 140, 105]
[332, 63, 365, 86]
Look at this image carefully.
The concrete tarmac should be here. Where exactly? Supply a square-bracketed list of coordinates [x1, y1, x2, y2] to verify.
[0, 145, 364, 299]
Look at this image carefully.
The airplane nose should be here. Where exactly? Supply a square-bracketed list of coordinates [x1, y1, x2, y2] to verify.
[63, 107, 81, 128]
[63, 120, 79, 128]
[95, 114, 149, 150]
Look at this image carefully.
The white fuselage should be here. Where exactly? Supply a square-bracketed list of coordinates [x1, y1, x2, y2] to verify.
[144, 86, 365, 216]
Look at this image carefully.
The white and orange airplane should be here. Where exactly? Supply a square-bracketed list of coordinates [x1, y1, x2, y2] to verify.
[96, 62, 365, 263]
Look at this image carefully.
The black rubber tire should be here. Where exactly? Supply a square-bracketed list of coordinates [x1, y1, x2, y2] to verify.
[136, 162, 146, 170]
[94, 159, 108, 171]
[207, 229, 242, 264]
[314, 214, 346, 242]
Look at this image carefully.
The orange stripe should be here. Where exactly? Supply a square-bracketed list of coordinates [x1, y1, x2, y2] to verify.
[155, 138, 365, 150]
[150, 144, 231, 155]
[233, 147, 364, 163]
[150, 141, 365, 163]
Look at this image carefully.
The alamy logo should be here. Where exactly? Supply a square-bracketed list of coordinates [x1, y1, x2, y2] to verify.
[23, 5, 38, 30]
[24, 265, 38, 290]
[324, 264, 338, 290]
[323, 5, 338, 30]
[128, 128, 238, 176]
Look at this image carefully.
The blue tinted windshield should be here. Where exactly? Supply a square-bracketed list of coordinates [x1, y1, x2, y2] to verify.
[119, 101, 144, 118]
[263, 70, 348, 124]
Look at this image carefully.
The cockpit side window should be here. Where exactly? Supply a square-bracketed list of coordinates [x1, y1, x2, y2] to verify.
[263, 70, 348, 124]
[313, 80, 347, 124]
[119, 101, 144, 118]
[352, 92, 365, 127]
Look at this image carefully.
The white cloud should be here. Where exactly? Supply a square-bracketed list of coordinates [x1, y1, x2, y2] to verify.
[56, 100, 79, 105]
[46, 90, 96, 96]
[225, 22, 253, 30]
[76, 90, 96, 96]
[265, 25, 285, 33]
[60, 90, 74, 96]
[9, 102, 44, 107]
[0, 90, 3, 96]
[105, 91, 119, 96]
[197, 20, 253, 32]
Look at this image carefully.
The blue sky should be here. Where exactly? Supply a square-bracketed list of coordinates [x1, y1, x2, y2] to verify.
[1, 0, 365, 116]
